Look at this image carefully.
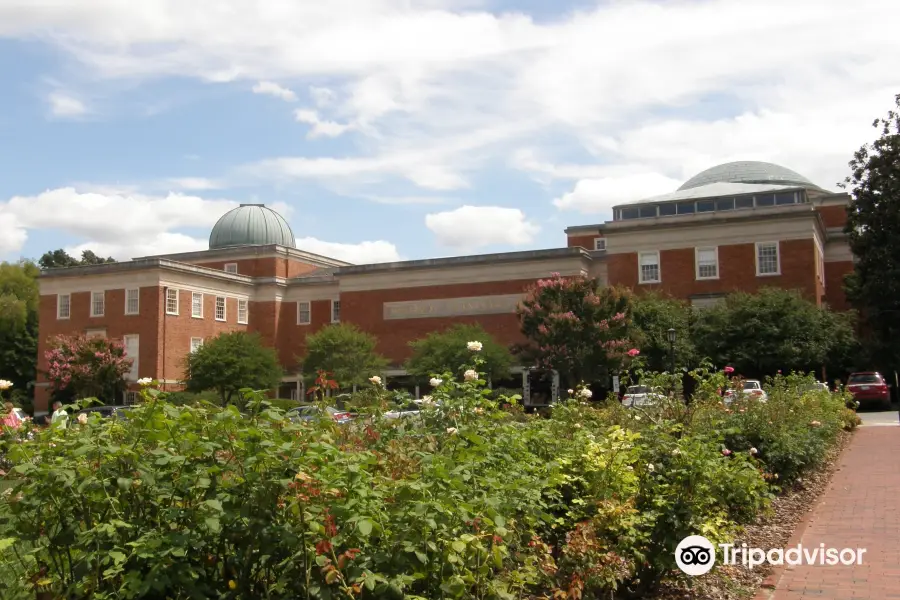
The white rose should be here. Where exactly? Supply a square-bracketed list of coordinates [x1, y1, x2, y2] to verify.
[464, 369, 478, 382]
[750, 447, 759, 455]
[446, 427, 458, 435]
[429, 377, 443, 387]
[467, 341, 483, 352]
[578, 388, 592, 399]
[421, 395, 433, 403]
[369, 375, 382, 385]
[137, 377, 153, 386]
[0, 380, 12, 390]
[77, 413, 88, 425]
[567, 389, 574, 395]
[647, 463, 655, 473]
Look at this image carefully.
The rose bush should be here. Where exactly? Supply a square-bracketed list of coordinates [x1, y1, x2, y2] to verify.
[0, 350, 851, 599]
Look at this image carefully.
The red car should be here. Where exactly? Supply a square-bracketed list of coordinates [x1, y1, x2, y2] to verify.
[846, 372, 891, 408]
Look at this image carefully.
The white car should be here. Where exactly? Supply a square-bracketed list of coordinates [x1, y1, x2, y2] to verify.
[725, 380, 768, 403]
[801, 382, 829, 394]
[622, 385, 664, 407]
[383, 402, 421, 419]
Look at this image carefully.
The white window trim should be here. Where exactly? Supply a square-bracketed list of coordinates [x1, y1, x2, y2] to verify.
[695, 247, 719, 280]
[297, 301, 311, 325]
[237, 299, 249, 324]
[125, 288, 140, 315]
[638, 251, 661, 284]
[190, 337, 204, 353]
[331, 299, 341, 323]
[123, 334, 139, 381]
[215, 296, 227, 322]
[593, 237, 606, 251]
[165, 289, 180, 315]
[57, 293, 70, 320]
[90, 291, 105, 317]
[755, 241, 781, 277]
[191, 292, 204, 319]
[224, 263, 238, 274]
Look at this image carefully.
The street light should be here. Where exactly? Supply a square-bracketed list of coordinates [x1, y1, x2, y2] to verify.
[667, 328, 676, 373]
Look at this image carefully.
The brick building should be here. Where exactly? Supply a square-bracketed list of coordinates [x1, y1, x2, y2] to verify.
[34, 161, 855, 414]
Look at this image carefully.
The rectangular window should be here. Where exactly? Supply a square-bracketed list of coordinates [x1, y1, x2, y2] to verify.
[224, 263, 238, 274]
[297, 301, 311, 325]
[237, 299, 249, 324]
[331, 300, 341, 323]
[695, 247, 719, 279]
[123, 334, 139, 381]
[90, 291, 105, 317]
[735, 196, 754, 209]
[639, 251, 660, 284]
[125, 288, 140, 315]
[658, 203, 677, 216]
[593, 238, 607, 251]
[124, 391, 139, 406]
[190, 337, 204, 353]
[638, 205, 657, 218]
[165, 289, 179, 315]
[676, 202, 695, 214]
[756, 242, 780, 276]
[715, 198, 735, 211]
[775, 192, 796, 205]
[620, 207, 639, 220]
[57, 294, 71, 319]
[215, 296, 226, 321]
[756, 194, 776, 207]
[191, 292, 203, 318]
[696, 200, 715, 212]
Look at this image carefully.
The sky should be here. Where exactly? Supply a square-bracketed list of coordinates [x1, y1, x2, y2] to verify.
[0, 0, 898, 265]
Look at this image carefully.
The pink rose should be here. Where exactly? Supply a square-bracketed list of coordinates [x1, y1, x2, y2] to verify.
[722, 449, 732, 456]
[724, 366, 734, 374]
[627, 348, 640, 357]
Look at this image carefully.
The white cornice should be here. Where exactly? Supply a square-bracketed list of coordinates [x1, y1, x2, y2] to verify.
[135, 245, 351, 268]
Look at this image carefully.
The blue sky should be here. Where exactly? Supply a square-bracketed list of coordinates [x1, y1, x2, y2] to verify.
[0, 0, 897, 264]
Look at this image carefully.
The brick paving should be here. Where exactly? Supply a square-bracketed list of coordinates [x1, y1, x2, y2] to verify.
[757, 426, 900, 599]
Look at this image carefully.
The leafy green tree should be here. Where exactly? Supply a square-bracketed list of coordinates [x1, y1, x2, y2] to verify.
[691, 288, 855, 379]
[0, 261, 40, 404]
[184, 332, 283, 405]
[842, 93, 900, 368]
[629, 292, 696, 372]
[517, 274, 634, 387]
[300, 324, 389, 389]
[38, 248, 116, 269]
[406, 324, 513, 382]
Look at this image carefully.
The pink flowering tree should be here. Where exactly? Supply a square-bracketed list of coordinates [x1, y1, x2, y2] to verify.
[516, 274, 635, 387]
[44, 334, 133, 404]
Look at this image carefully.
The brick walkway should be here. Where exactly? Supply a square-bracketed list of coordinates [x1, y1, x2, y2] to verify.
[757, 426, 900, 599]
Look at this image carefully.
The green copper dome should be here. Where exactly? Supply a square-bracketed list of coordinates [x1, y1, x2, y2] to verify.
[209, 204, 296, 249]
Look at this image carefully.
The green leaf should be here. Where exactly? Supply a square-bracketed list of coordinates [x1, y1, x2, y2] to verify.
[204, 499, 224, 512]
[109, 551, 126, 565]
[358, 519, 374, 536]
[451, 540, 466, 553]
[415, 551, 428, 564]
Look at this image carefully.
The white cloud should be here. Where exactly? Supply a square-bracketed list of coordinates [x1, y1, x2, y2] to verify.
[553, 173, 683, 216]
[294, 109, 354, 138]
[47, 91, 87, 117]
[0, 213, 28, 255]
[425, 205, 539, 248]
[296, 237, 401, 264]
[252, 81, 297, 101]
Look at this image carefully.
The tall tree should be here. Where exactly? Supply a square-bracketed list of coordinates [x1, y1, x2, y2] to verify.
[39, 248, 117, 269]
[842, 93, 900, 368]
[406, 324, 513, 382]
[0, 261, 40, 398]
[44, 334, 133, 403]
[516, 274, 634, 387]
[299, 324, 389, 389]
[629, 292, 696, 372]
[184, 332, 283, 406]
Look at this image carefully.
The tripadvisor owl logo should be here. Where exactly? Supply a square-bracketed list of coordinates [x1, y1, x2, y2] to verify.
[675, 535, 716, 576]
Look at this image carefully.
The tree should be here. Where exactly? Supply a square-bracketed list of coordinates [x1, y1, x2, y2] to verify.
[406, 324, 513, 381]
[0, 261, 40, 397]
[39, 248, 117, 269]
[629, 292, 696, 372]
[691, 288, 855, 379]
[300, 324, 389, 389]
[517, 274, 634, 387]
[44, 334, 133, 403]
[842, 93, 900, 368]
[184, 332, 283, 406]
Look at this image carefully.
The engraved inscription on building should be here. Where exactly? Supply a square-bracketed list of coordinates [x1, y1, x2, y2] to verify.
[383, 294, 525, 320]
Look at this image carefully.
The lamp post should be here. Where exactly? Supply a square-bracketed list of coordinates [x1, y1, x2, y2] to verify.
[667, 328, 676, 373]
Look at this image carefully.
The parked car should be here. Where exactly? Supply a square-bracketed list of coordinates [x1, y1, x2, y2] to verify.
[846, 372, 891, 408]
[725, 380, 768, 403]
[383, 402, 421, 419]
[286, 405, 355, 424]
[622, 385, 664, 407]
[801, 381, 829, 394]
[77, 406, 134, 419]
[12, 408, 28, 423]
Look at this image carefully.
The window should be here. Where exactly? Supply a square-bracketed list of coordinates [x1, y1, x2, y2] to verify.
[237, 299, 249, 324]
[297, 301, 311, 325]
[593, 238, 607, 251]
[755, 194, 776, 207]
[224, 263, 238, 274]
[638, 205, 657, 218]
[191, 292, 203, 318]
[715, 198, 735, 211]
[91, 291, 105, 317]
[331, 300, 341, 323]
[676, 202, 695, 214]
[638, 251, 660, 284]
[696, 200, 715, 213]
[775, 192, 796, 205]
[756, 242, 780, 276]
[190, 337, 204, 353]
[658, 203, 677, 216]
[165, 289, 179, 315]
[735, 196, 754, 210]
[215, 296, 226, 321]
[695, 247, 719, 279]
[620, 207, 639, 220]
[57, 294, 71, 319]
[125, 288, 140, 315]
[124, 391, 139, 406]
[85, 329, 106, 338]
[123, 334, 139, 380]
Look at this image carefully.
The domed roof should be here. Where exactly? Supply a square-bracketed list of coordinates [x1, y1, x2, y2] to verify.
[678, 161, 816, 191]
[209, 204, 295, 250]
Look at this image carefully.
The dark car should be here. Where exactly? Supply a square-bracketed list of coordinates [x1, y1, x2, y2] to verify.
[846, 372, 891, 409]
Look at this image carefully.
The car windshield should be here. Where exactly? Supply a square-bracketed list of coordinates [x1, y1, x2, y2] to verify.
[627, 386, 649, 394]
[849, 374, 881, 384]
[743, 381, 761, 390]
